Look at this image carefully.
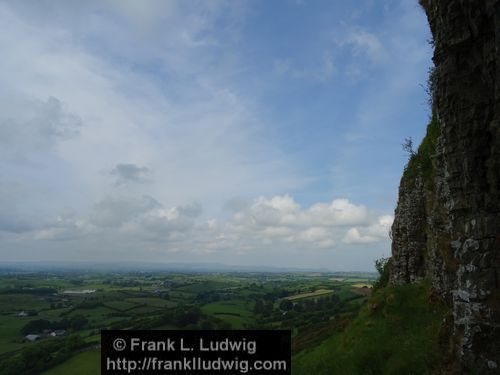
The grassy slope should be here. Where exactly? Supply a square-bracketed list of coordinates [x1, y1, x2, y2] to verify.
[293, 281, 447, 375]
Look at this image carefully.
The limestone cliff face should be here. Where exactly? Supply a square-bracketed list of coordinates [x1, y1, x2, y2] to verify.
[390, 0, 500, 372]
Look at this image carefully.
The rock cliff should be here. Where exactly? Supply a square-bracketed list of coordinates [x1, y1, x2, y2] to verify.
[390, 0, 500, 372]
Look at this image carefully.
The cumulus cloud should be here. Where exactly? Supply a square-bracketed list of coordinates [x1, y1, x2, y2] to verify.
[15, 193, 391, 257]
[342, 228, 377, 244]
[229, 195, 368, 229]
[306, 199, 368, 226]
[343, 215, 393, 244]
[219, 195, 390, 251]
[123, 204, 201, 240]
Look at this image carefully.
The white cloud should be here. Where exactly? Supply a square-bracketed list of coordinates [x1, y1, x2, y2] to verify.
[228, 195, 368, 230]
[297, 227, 331, 242]
[218, 195, 389, 252]
[306, 199, 368, 226]
[0, 1, 415, 270]
[0, 0, 303, 219]
[342, 228, 377, 244]
[343, 29, 386, 63]
[12, 193, 391, 258]
[342, 214, 393, 244]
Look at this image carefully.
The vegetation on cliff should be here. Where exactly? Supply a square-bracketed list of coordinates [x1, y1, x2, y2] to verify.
[403, 112, 439, 188]
[293, 281, 447, 374]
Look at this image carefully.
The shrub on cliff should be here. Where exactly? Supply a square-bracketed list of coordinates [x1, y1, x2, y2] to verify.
[373, 257, 392, 292]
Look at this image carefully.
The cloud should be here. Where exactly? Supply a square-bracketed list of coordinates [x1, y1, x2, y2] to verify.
[33, 214, 94, 241]
[0, 182, 43, 234]
[0, 217, 34, 234]
[221, 195, 389, 251]
[342, 215, 393, 244]
[110, 163, 151, 185]
[0, 96, 81, 161]
[90, 195, 161, 228]
[30, 195, 202, 243]
[228, 195, 368, 229]
[13, 193, 391, 256]
[123, 203, 201, 239]
[273, 52, 335, 82]
[273, 59, 291, 75]
[342, 228, 377, 244]
[0, 1, 423, 269]
[306, 199, 368, 226]
[0, 0, 302, 220]
[342, 29, 386, 63]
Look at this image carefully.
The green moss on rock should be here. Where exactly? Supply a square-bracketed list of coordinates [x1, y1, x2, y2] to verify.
[403, 113, 440, 189]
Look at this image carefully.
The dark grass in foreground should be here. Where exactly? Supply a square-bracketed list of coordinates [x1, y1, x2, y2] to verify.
[293, 281, 448, 375]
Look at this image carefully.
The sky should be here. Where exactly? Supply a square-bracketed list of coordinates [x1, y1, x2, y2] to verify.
[0, 0, 433, 271]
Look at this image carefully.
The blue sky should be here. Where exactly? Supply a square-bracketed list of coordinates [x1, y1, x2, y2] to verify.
[0, 0, 432, 271]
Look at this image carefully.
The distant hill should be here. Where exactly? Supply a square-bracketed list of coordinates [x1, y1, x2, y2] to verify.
[0, 261, 353, 274]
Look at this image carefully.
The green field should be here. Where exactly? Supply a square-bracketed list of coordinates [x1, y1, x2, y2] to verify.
[286, 289, 333, 301]
[103, 300, 139, 311]
[67, 306, 116, 325]
[0, 294, 49, 313]
[201, 300, 254, 328]
[0, 315, 41, 354]
[41, 350, 101, 375]
[0, 270, 378, 374]
[125, 297, 177, 308]
[175, 280, 237, 293]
